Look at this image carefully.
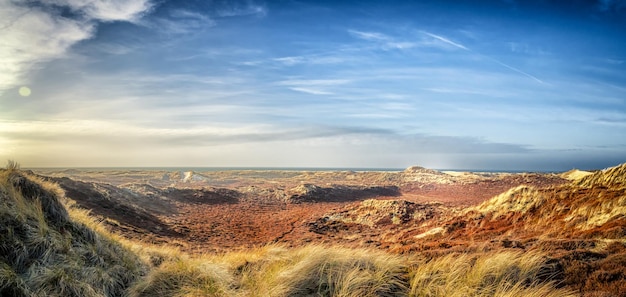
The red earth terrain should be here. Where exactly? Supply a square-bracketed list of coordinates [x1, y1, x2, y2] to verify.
[35, 167, 567, 252]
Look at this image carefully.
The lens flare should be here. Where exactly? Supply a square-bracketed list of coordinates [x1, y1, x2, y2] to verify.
[18, 86, 31, 97]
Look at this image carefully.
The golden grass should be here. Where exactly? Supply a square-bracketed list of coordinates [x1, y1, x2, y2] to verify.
[577, 163, 626, 189]
[408, 251, 575, 297]
[128, 256, 233, 297]
[564, 193, 626, 230]
[474, 186, 547, 219]
[225, 244, 408, 297]
[126, 244, 579, 297]
[469, 178, 625, 235]
[560, 169, 592, 181]
[0, 168, 145, 297]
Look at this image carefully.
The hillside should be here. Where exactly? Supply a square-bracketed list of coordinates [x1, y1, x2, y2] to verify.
[0, 168, 145, 296]
[0, 166, 581, 296]
[5, 163, 626, 296]
[311, 163, 626, 295]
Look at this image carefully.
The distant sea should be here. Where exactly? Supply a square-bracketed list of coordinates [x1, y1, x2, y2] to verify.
[26, 167, 553, 173]
[28, 167, 404, 172]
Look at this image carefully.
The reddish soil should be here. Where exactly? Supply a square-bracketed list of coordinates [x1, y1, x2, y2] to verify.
[400, 173, 566, 206]
[38, 169, 566, 252]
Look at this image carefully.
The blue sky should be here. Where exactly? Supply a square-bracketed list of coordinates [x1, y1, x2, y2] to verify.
[1, 0, 625, 170]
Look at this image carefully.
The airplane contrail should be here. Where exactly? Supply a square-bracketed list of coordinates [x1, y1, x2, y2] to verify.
[422, 31, 545, 84]
[422, 32, 469, 51]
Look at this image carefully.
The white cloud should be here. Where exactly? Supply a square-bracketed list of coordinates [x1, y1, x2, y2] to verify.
[274, 56, 306, 66]
[42, 0, 153, 22]
[348, 29, 419, 51]
[0, 3, 93, 92]
[278, 79, 351, 86]
[0, 0, 153, 94]
[348, 30, 390, 41]
[278, 79, 351, 95]
[0, 118, 535, 168]
[273, 54, 348, 66]
[288, 87, 333, 95]
[384, 42, 417, 50]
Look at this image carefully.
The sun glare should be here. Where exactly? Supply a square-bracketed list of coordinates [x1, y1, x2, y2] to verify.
[18, 86, 31, 97]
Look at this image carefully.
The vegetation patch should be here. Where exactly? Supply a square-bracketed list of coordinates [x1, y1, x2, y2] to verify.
[0, 167, 145, 297]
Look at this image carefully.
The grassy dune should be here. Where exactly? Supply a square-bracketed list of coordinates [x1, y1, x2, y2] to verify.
[0, 166, 145, 297]
[0, 162, 608, 297]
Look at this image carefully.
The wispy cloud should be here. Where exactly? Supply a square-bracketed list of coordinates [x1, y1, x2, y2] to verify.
[606, 58, 625, 65]
[348, 29, 390, 41]
[347, 29, 421, 51]
[597, 0, 626, 11]
[148, 9, 215, 34]
[278, 79, 351, 86]
[277, 79, 351, 95]
[44, 0, 153, 22]
[288, 87, 333, 95]
[273, 54, 348, 66]
[274, 56, 307, 66]
[0, 0, 153, 94]
[0, 118, 532, 167]
[216, 1, 267, 17]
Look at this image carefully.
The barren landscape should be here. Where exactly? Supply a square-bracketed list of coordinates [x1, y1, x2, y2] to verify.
[33, 166, 567, 252]
[0, 163, 618, 296]
[3, 0, 625, 296]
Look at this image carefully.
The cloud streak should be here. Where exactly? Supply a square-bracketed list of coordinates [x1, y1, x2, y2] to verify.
[422, 31, 469, 50]
[0, 118, 532, 167]
[277, 79, 351, 95]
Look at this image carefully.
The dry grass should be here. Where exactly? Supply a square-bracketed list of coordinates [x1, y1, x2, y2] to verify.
[560, 169, 592, 181]
[474, 186, 547, 219]
[0, 168, 145, 297]
[0, 163, 590, 297]
[127, 244, 577, 297]
[224, 244, 408, 297]
[408, 251, 575, 297]
[6, 160, 20, 171]
[467, 176, 626, 237]
[577, 163, 626, 189]
[128, 256, 233, 297]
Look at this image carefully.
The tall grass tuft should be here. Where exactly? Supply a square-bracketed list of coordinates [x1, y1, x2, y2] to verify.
[128, 257, 233, 297]
[0, 169, 146, 297]
[408, 251, 575, 297]
[220, 244, 409, 297]
[6, 160, 20, 171]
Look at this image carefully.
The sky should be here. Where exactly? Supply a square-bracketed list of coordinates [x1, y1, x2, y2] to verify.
[0, 0, 625, 170]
